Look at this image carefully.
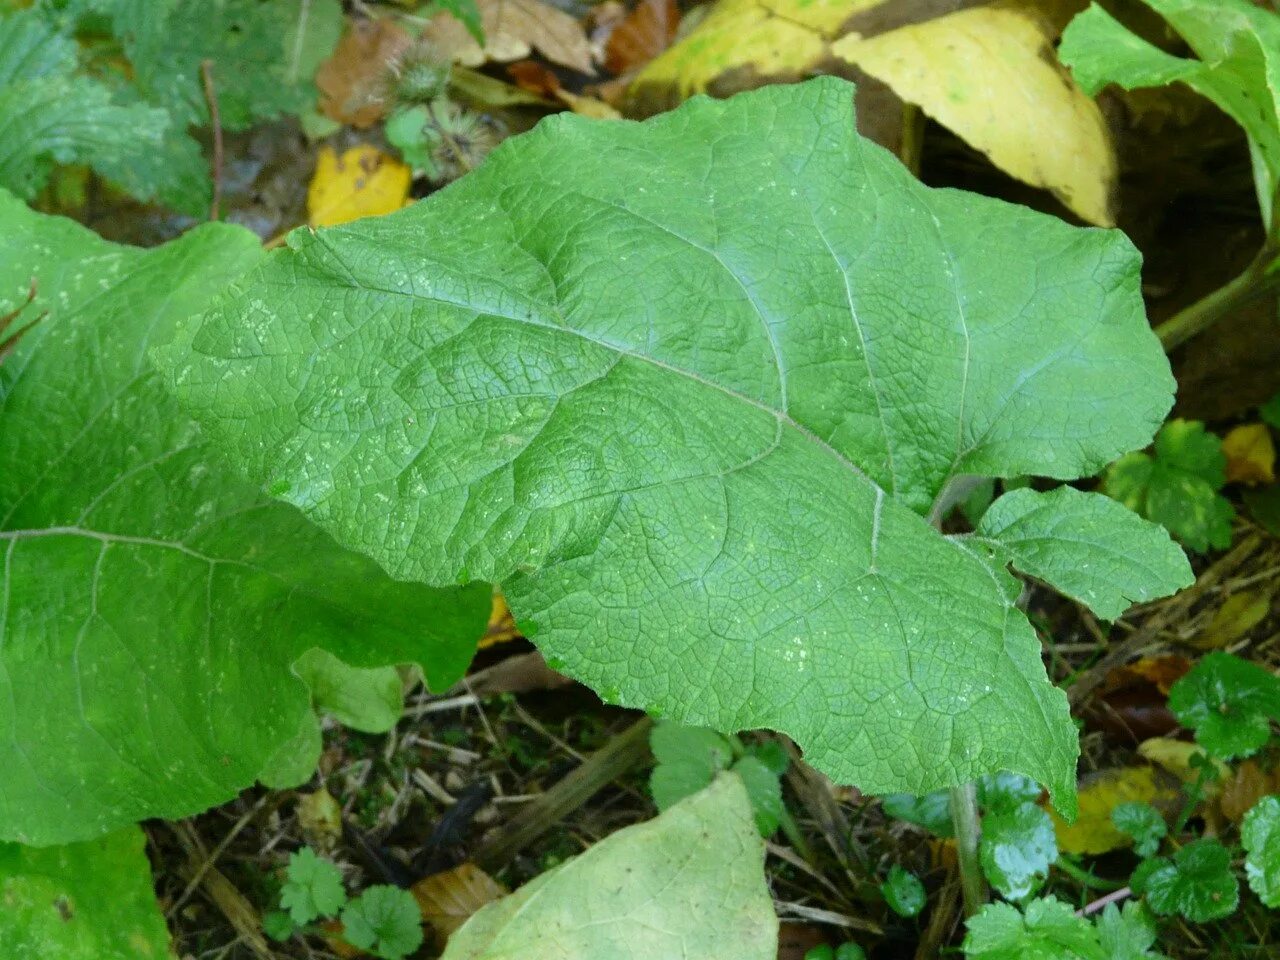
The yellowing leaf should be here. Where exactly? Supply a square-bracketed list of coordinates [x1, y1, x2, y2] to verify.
[422, 0, 595, 75]
[627, 0, 884, 111]
[480, 590, 520, 649]
[1139, 737, 1229, 792]
[307, 146, 411, 228]
[1223, 423, 1276, 486]
[1049, 766, 1178, 855]
[413, 863, 507, 947]
[832, 0, 1116, 225]
[1193, 589, 1273, 651]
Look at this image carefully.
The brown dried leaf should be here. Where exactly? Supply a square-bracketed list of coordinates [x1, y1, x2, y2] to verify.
[316, 18, 413, 128]
[1192, 589, 1272, 650]
[1219, 760, 1280, 823]
[413, 862, 507, 946]
[604, 0, 680, 75]
[422, 0, 595, 75]
[507, 60, 623, 118]
[1103, 655, 1193, 697]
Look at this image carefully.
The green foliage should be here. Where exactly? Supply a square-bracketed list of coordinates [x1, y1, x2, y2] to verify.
[1094, 902, 1167, 960]
[883, 790, 955, 837]
[1060, 0, 1280, 228]
[962, 897, 1099, 959]
[1261, 393, 1280, 431]
[805, 946, 868, 960]
[263, 909, 298, 942]
[439, 775, 777, 959]
[881, 864, 926, 918]
[0, 191, 488, 845]
[386, 99, 496, 183]
[649, 721, 788, 836]
[1242, 794, 1280, 907]
[280, 848, 346, 925]
[1110, 802, 1167, 858]
[1167, 652, 1280, 759]
[340, 885, 424, 960]
[0, 827, 171, 959]
[971, 486, 1191, 621]
[1103, 419, 1233, 552]
[980, 802, 1058, 901]
[159, 77, 1190, 812]
[1131, 839, 1239, 922]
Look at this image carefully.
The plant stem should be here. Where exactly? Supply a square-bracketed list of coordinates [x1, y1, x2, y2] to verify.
[949, 781, 986, 916]
[1154, 245, 1280, 351]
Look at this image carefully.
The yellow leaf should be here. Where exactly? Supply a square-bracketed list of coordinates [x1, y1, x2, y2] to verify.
[307, 146, 412, 228]
[1139, 737, 1229, 792]
[832, 0, 1116, 225]
[1049, 766, 1178, 855]
[1223, 423, 1276, 485]
[479, 589, 520, 649]
[422, 0, 595, 75]
[413, 862, 507, 947]
[1193, 588, 1273, 650]
[627, 0, 885, 111]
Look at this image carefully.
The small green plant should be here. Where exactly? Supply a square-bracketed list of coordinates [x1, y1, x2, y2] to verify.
[881, 865, 926, 918]
[267, 847, 424, 959]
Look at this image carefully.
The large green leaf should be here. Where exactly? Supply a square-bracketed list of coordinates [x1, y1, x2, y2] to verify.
[1060, 0, 1280, 227]
[440, 773, 776, 960]
[0, 826, 172, 959]
[160, 78, 1183, 812]
[0, 191, 488, 845]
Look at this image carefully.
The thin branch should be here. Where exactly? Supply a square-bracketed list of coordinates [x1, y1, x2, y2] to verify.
[200, 59, 224, 222]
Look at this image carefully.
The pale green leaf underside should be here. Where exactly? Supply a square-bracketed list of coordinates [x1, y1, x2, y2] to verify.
[1061, 0, 1280, 225]
[0, 192, 488, 845]
[973, 486, 1192, 621]
[162, 78, 1179, 812]
[441, 774, 776, 960]
[0, 827, 172, 959]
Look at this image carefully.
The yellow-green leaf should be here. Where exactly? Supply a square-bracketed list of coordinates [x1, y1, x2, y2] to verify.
[832, 1, 1116, 225]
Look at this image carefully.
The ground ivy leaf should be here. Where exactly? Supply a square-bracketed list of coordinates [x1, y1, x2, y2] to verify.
[1131, 838, 1239, 922]
[0, 826, 171, 959]
[439, 774, 776, 960]
[1167, 652, 1280, 760]
[1060, 0, 1280, 227]
[0, 191, 488, 845]
[160, 77, 1182, 813]
[281, 848, 346, 925]
[979, 802, 1059, 901]
[1241, 794, 1280, 907]
[1110, 802, 1167, 859]
[1103, 420, 1234, 553]
[962, 897, 1102, 960]
[881, 864, 926, 918]
[972, 487, 1192, 621]
[340, 885, 424, 960]
[731, 753, 786, 837]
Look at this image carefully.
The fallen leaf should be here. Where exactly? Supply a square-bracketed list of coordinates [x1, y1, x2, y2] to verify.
[1219, 760, 1280, 823]
[1223, 423, 1276, 485]
[316, 18, 413, 127]
[833, 0, 1115, 225]
[466, 651, 575, 697]
[480, 590, 520, 649]
[1050, 766, 1179, 855]
[307, 145, 412, 228]
[450, 65, 557, 109]
[507, 61, 622, 118]
[1088, 655, 1190, 742]
[1106, 655, 1194, 697]
[625, 0, 885, 114]
[413, 863, 507, 947]
[297, 788, 343, 852]
[421, 0, 595, 75]
[1139, 737, 1229, 793]
[1192, 589, 1273, 650]
[604, 0, 680, 75]
[778, 923, 830, 960]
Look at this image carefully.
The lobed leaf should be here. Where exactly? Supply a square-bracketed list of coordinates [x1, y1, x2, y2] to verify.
[160, 78, 1186, 812]
[1241, 794, 1280, 907]
[1131, 838, 1239, 922]
[0, 192, 488, 845]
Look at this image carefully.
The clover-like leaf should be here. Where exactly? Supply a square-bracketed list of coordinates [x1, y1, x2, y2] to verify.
[1095, 902, 1166, 960]
[1103, 420, 1234, 553]
[1110, 802, 1167, 858]
[881, 864, 926, 918]
[973, 487, 1191, 621]
[440, 774, 777, 960]
[280, 848, 346, 925]
[962, 897, 1102, 960]
[160, 77, 1187, 812]
[0, 191, 489, 845]
[980, 802, 1059, 901]
[1242, 794, 1280, 907]
[341, 885, 424, 960]
[0, 827, 171, 959]
[1061, 0, 1280, 227]
[1167, 652, 1280, 760]
[1131, 838, 1239, 922]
